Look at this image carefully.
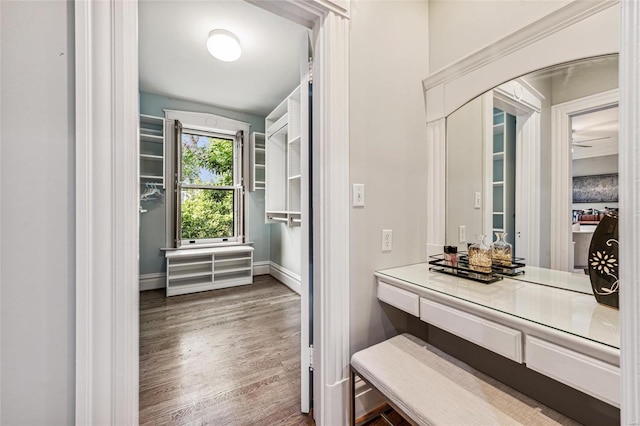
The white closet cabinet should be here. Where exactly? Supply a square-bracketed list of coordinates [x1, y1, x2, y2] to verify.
[250, 132, 266, 191]
[265, 85, 302, 227]
[165, 246, 254, 296]
[492, 109, 516, 239]
[139, 114, 165, 187]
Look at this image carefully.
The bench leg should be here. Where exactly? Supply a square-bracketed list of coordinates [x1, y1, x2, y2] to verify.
[350, 367, 356, 426]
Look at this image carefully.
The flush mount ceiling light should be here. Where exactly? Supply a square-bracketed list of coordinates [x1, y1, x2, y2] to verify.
[207, 29, 241, 62]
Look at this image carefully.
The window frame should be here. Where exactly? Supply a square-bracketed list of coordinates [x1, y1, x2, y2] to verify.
[163, 110, 250, 250]
[177, 128, 242, 246]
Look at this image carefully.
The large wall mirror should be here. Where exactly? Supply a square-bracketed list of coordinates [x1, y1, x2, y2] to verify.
[446, 55, 618, 280]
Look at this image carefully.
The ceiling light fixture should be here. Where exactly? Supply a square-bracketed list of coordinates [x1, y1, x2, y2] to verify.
[207, 29, 241, 62]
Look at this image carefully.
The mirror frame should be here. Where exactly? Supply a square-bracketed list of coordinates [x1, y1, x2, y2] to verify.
[424, 1, 640, 423]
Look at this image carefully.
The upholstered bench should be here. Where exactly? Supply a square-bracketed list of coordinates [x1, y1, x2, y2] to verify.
[350, 334, 579, 426]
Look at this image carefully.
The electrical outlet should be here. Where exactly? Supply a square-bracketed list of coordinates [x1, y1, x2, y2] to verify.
[382, 229, 392, 252]
[353, 183, 365, 207]
[474, 192, 481, 209]
[458, 225, 466, 243]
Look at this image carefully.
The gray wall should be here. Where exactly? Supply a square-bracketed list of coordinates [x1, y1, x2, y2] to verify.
[139, 92, 271, 275]
[1, 1, 75, 423]
[349, 0, 430, 355]
[428, 0, 569, 73]
[445, 97, 484, 250]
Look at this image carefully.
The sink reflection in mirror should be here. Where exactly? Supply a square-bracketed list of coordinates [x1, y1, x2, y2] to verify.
[445, 54, 618, 291]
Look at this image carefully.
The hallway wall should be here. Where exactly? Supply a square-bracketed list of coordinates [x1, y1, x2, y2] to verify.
[0, 1, 75, 423]
[349, 0, 430, 355]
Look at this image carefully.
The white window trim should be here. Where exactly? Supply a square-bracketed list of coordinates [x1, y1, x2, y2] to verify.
[165, 110, 251, 248]
[178, 128, 243, 246]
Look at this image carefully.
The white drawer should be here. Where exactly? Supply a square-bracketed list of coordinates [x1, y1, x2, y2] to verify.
[377, 281, 420, 317]
[420, 298, 523, 363]
[525, 336, 620, 407]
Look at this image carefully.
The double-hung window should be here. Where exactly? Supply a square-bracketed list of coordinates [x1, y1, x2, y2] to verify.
[175, 126, 244, 246]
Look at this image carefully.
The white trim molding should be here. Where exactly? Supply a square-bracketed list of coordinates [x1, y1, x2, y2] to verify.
[75, 0, 350, 424]
[75, 1, 139, 424]
[423, 0, 618, 92]
[313, 10, 351, 425]
[550, 89, 618, 272]
[269, 262, 302, 295]
[620, 0, 640, 423]
[426, 119, 446, 257]
[139, 273, 165, 291]
[423, 0, 619, 122]
[253, 260, 270, 276]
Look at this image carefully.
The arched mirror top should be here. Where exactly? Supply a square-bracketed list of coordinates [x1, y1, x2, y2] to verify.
[423, 0, 619, 122]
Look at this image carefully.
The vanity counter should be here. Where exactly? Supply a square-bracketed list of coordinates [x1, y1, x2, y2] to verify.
[375, 262, 620, 407]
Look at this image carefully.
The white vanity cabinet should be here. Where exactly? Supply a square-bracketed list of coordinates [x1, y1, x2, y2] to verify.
[375, 263, 620, 408]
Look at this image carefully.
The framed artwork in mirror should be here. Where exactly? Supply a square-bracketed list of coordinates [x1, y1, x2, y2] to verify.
[572, 173, 619, 203]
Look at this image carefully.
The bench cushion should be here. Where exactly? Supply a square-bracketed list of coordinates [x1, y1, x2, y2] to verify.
[351, 334, 578, 426]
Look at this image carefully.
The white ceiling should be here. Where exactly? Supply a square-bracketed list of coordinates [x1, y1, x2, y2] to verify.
[572, 106, 619, 160]
[138, 0, 309, 117]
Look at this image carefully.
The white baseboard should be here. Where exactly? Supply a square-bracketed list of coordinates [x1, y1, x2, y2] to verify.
[253, 261, 270, 276]
[354, 377, 387, 420]
[139, 273, 165, 291]
[269, 262, 301, 294]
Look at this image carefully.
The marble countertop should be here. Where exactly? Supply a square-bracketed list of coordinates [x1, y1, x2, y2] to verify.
[375, 263, 620, 349]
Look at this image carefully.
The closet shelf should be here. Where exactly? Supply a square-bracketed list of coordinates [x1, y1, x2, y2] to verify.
[169, 270, 213, 280]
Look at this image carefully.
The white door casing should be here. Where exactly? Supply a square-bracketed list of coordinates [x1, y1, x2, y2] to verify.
[75, 1, 350, 425]
[549, 89, 619, 272]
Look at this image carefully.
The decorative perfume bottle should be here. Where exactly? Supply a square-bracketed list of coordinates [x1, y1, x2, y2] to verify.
[492, 232, 513, 266]
[469, 235, 492, 273]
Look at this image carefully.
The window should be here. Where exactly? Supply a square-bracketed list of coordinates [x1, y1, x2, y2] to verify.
[176, 128, 243, 245]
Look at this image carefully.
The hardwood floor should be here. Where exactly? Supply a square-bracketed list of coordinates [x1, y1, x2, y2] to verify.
[139, 275, 314, 425]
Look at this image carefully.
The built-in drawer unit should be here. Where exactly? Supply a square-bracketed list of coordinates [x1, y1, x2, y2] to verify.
[525, 336, 620, 407]
[377, 281, 420, 317]
[420, 298, 523, 363]
[165, 246, 254, 297]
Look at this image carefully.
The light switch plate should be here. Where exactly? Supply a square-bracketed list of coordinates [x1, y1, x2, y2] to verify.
[474, 192, 481, 209]
[353, 183, 365, 207]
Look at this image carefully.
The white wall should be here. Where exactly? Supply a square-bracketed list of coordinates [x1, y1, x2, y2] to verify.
[0, 1, 75, 423]
[349, 0, 430, 354]
[428, 0, 570, 73]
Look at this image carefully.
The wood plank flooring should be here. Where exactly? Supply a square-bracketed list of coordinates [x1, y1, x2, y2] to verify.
[139, 275, 314, 425]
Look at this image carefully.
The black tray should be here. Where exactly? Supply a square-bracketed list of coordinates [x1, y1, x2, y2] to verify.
[428, 254, 503, 284]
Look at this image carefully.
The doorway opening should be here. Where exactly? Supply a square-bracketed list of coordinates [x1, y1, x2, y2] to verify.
[137, 1, 313, 422]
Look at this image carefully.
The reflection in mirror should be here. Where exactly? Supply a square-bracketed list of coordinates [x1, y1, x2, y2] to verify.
[445, 55, 619, 288]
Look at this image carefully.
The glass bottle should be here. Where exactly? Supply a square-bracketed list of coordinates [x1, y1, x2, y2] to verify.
[492, 232, 513, 266]
[469, 234, 492, 273]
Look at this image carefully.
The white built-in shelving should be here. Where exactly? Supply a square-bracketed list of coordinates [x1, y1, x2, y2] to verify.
[492, 109, 516, 240]
[165, 246, 254, 296]
[250, 132, 266, 191]
[139, 114, 165, 187]
[265, 85, 302, 227]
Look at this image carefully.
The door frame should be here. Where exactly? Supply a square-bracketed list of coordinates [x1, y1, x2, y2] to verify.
[75, 1, 351, 425]
[482, 81, 542, 265]
[549, 89, 619, 272]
